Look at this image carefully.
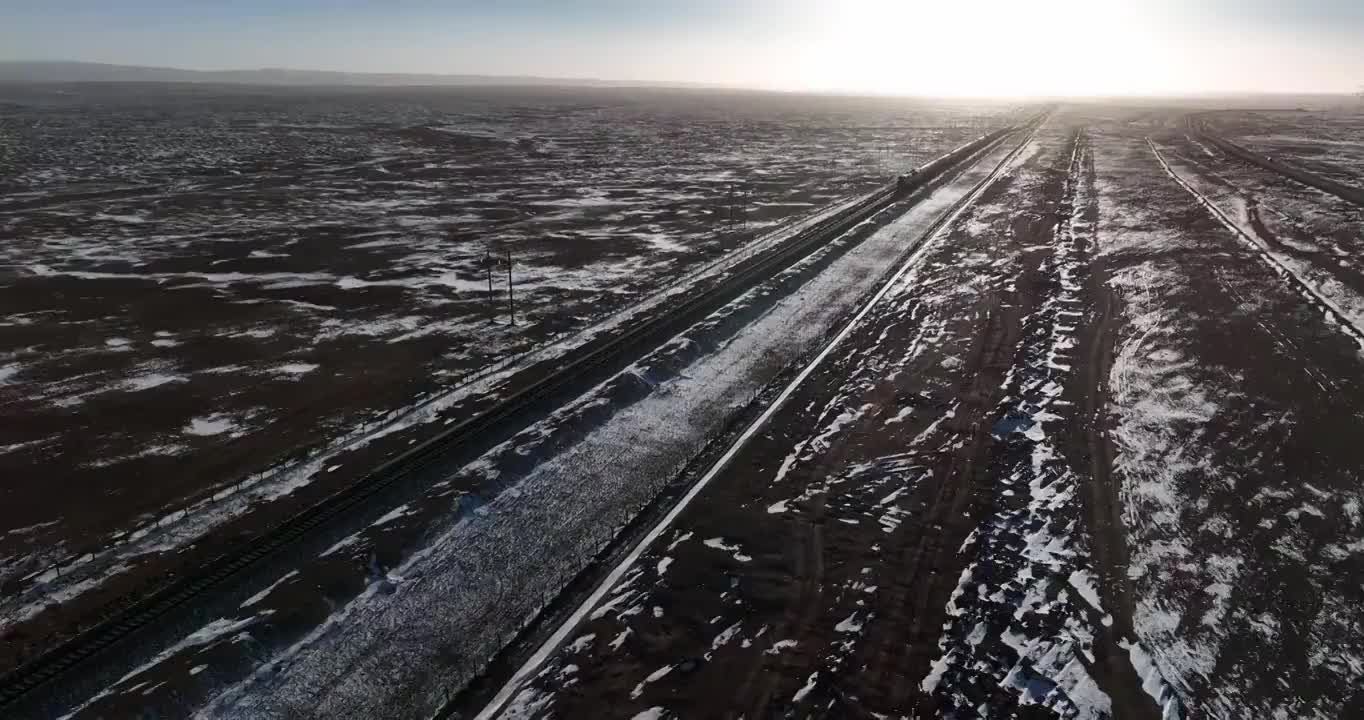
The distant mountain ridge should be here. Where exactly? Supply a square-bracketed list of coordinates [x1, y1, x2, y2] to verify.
[0, 61, 725, 89]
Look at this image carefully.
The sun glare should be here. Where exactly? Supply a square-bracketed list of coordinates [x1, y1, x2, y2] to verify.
[805, 0, 1162, 97]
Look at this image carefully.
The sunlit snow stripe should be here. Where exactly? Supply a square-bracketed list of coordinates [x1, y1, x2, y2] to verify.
[474, 120, 1040, 720]
[1148, 138, 1364, 350]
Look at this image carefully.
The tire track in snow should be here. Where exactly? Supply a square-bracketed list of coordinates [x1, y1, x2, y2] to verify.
[472, 115, 1051, 720]
[1148, 138, 1364, 351]
[918, 127, 1163, 720]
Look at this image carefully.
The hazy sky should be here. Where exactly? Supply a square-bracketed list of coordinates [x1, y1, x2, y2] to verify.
[4, 0, 1364, 96]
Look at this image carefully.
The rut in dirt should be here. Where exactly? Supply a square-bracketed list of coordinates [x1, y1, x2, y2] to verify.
[470, 119, 1163, 720]
[914, 127, 1159, 720]
[1162, 136, 1364, 324]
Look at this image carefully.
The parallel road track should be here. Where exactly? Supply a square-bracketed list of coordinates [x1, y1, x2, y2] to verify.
[1150, 138, 1364, 349]
[0, 116, 1044, 714]
[1188, 115, 1364, 209]
[471, 111, 1051, 720]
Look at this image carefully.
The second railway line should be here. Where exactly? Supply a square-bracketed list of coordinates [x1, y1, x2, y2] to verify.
[1149, 137, 1364, 349]
[467, 110, 1050, 720]
[1, 111, 1049, 718]
[1188, 113, 1364, 209]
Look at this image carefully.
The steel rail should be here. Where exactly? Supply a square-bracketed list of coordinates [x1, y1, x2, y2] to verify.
[469, 113, 1051, 720]
[1150, 137, 1364, 349]
[0, 116, 1040, 714]
[1188, 114, 1364, 209]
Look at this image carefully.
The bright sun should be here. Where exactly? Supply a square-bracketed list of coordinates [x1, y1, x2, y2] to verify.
[801, 0, 1161, 97]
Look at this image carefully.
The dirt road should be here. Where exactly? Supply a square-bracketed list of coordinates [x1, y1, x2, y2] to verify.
[480, 107, 1364, 719]
[485, 116, 1154, 719]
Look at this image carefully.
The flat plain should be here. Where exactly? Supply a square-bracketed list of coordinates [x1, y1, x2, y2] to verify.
[4, 87, 1364, 720]
[0, 83, 1006, 706]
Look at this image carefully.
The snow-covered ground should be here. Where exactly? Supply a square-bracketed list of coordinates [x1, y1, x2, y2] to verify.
[0, 173, 884, 643]
[29, 103, 1364, 720]
[1148, 137, 1364, 345]
[924, 127, 1115, 719]
[1209, 107, 1364, 187]
[0, 85, 1016, 610]
[452, 117, 1108, 720]
[1093, 115, 1364, 718]
[454, 108, 1364, 720]
[162, 127, 1026, 720]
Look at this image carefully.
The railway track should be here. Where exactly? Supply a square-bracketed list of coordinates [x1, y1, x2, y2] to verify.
[470, 111, 1051, 720]
[0, 115, 1044, 715]
[1149, 138, 1364, 349]
[1188, 115, 1364, 209]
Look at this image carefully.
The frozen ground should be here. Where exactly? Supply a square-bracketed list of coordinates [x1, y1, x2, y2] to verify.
[14, 99, 1364, 720]
[467, 107, 1364, 720]
[1148, 132, 1364, 339]
[0, 84, 1009, 553]
[1090, 107, 1364, 718]
[0, 83, 1013, 671]
[1204, 105, 1364, 188]
[478, 112, 1157, 720]
[37, 105, 1029, 720]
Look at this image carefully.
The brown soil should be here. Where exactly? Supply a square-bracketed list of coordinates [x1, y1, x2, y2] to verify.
[477, 107, 1364, 720]
[497, 117, 1161, 719]
[0, 85, 1009, 676]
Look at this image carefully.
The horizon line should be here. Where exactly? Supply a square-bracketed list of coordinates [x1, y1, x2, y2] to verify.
[3, 59, 1362, 101]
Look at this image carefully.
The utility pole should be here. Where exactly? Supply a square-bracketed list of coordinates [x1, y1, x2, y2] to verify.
[735, 183, 749, 231]
[504, 249, 515, 326]
[485, 249, 496, 323]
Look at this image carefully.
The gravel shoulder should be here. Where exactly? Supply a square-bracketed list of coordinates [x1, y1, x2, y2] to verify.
[478, 107, 1364, 720]
[35, 116, 1032, 720]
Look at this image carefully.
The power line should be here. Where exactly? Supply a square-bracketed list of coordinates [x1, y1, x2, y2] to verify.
[483, 245, 516, 326]
[724, 181, 750, 232]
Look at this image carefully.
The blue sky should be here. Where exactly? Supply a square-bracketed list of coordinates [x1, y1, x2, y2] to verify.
[3, 0, 1363, 95]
